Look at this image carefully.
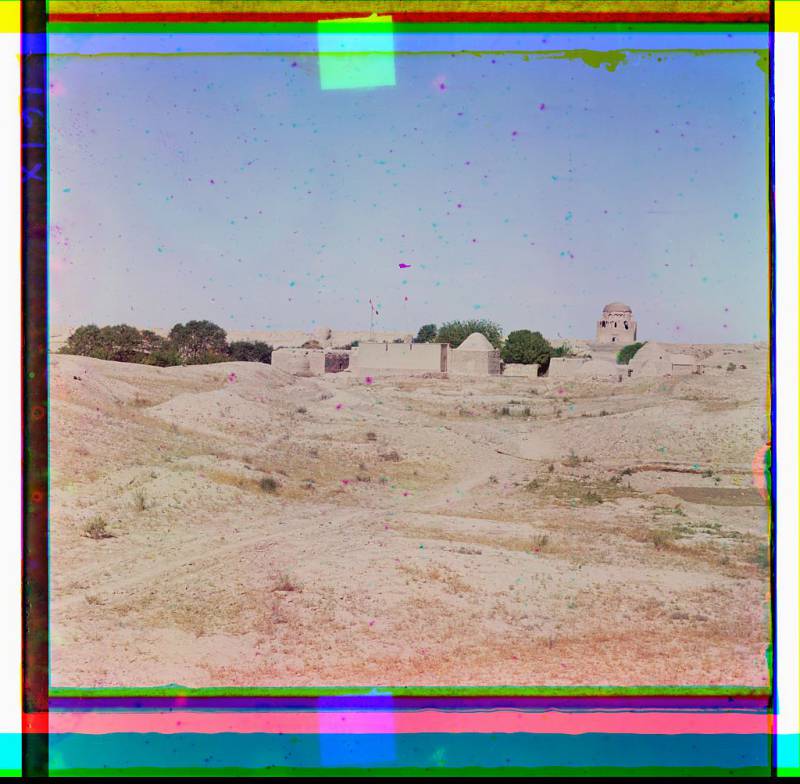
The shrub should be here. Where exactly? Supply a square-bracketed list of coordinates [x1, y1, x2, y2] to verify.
[617, 342, 645, 365]
[272, 573, 302, 592]
[436, 319, 503, 349]
[295, 406, 307, 414]
[141, 347, 182, 367]
[550, 342, 575, 358]
[228, 340, 273, 364]
[726, 362, 737, 372]
[259, 477, 279, 493]
[366, 431, 377, 441]
[169, 320, 228, 363]
[301, 339, 322, 349]
[83, 516, 113, 540]
[414, 324, 438, 343]
[501, 330, 551, 366]
[133, 490, 147, 512]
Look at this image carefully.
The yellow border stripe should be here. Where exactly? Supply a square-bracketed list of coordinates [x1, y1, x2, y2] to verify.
[777, 0, 800, 33]
[0, 1, 19, 34]
[48, 0, 769, 16]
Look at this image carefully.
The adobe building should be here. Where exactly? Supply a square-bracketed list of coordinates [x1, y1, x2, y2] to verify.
[351, 333, 500, 377]
[596, 302, 637, 345]
[448, 332, 502, 376]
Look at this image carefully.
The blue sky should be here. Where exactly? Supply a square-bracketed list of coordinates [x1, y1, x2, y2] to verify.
[48, 31, 769, 342]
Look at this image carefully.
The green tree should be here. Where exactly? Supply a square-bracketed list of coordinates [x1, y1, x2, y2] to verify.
[617, 341, 645, 365]
[501, 330, 552, 366]
[59, 324, 145, 362]
[228, 340, 273, 364]
[414, 324, 437, 343]
[169, 320, 228, 363]
[58, 324, 103, 357]
[436, 319, 503, 349]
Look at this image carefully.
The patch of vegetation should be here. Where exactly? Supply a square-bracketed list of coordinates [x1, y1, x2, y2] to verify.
[60, 320, 273, 367]
[501, 330, 551, 366]
[380, 450, 401, 462]
[414, 323, 437, 343]
[228, 340, 273, 364]
[259, 477, 280, 493]
[550, 343, 575, 358]
[726, 362, 737, 372]
[295, 406, 307, 414]
[271, 573, 302, 592]
[616, 341, 645, 365]
[133, 490, 147, 513]
[436, 319, 503, 349]
[82, 516, 113, 540]
[366, 431, 378, 442]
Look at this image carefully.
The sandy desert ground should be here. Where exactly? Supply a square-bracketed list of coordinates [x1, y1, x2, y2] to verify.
[49, 343, 771, 688]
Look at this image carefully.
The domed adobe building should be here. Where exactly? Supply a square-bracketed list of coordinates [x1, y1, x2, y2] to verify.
[596, 302, 637, 345]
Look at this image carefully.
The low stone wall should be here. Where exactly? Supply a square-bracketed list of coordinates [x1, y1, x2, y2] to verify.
[503, 363, 540, 378]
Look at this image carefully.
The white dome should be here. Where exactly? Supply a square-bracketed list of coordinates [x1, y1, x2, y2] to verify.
[456, 332, 495, 351]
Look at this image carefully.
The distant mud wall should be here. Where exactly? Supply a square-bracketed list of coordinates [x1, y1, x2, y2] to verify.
[356, 342, 446, 374]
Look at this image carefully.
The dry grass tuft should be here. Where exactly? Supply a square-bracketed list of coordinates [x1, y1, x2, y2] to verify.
[82, 516, 114, 540]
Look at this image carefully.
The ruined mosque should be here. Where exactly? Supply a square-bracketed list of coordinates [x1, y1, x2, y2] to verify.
[271, 301, 702, 380]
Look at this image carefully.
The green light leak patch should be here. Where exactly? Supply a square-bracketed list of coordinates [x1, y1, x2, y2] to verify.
[317, 13, 396, 91]
[547, 48, 628, 72]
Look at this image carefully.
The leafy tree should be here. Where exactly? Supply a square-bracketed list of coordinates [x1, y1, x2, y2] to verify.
[617, 341, 645, 365]
[228, 340, 273, 364]
[414, 324, 437, 343]
[58, 324, 103, 357]
[100, 324, 145, 362]
[436, 319, 503, 349]
[59, 324, 145, 362]
[169, 320, 228, 363]
[501, 330, 552, 366]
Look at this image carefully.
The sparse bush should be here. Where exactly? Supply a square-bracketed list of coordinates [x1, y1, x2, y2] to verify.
[547, 463, 555, 473]
[649, 529, 676, 550]
[272, 573, 302, 592]
[582, 490, 603, 505]
[380, 450, 401, 462]
[551, 343, 575, 358]
[564, 450, 581, 467]
[259, 477, 279, 493]
[436, 319, 503, 349]
[133, 490, 147, 512]
[617, 342, 645, 365]
[488, 475, 498, 484]
[726, 362, 737, 372]
[500, 406, 511, 416]
[532, 534, 549, 550]
[295, 406, 307, 414]
[366, 431, 377, 441]
[523, 407, 531, 417]
[501, 330, 551, 366]
[83, 516, 113, 540]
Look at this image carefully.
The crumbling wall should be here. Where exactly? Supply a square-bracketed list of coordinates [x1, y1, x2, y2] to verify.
[271, 348, 325, 376]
